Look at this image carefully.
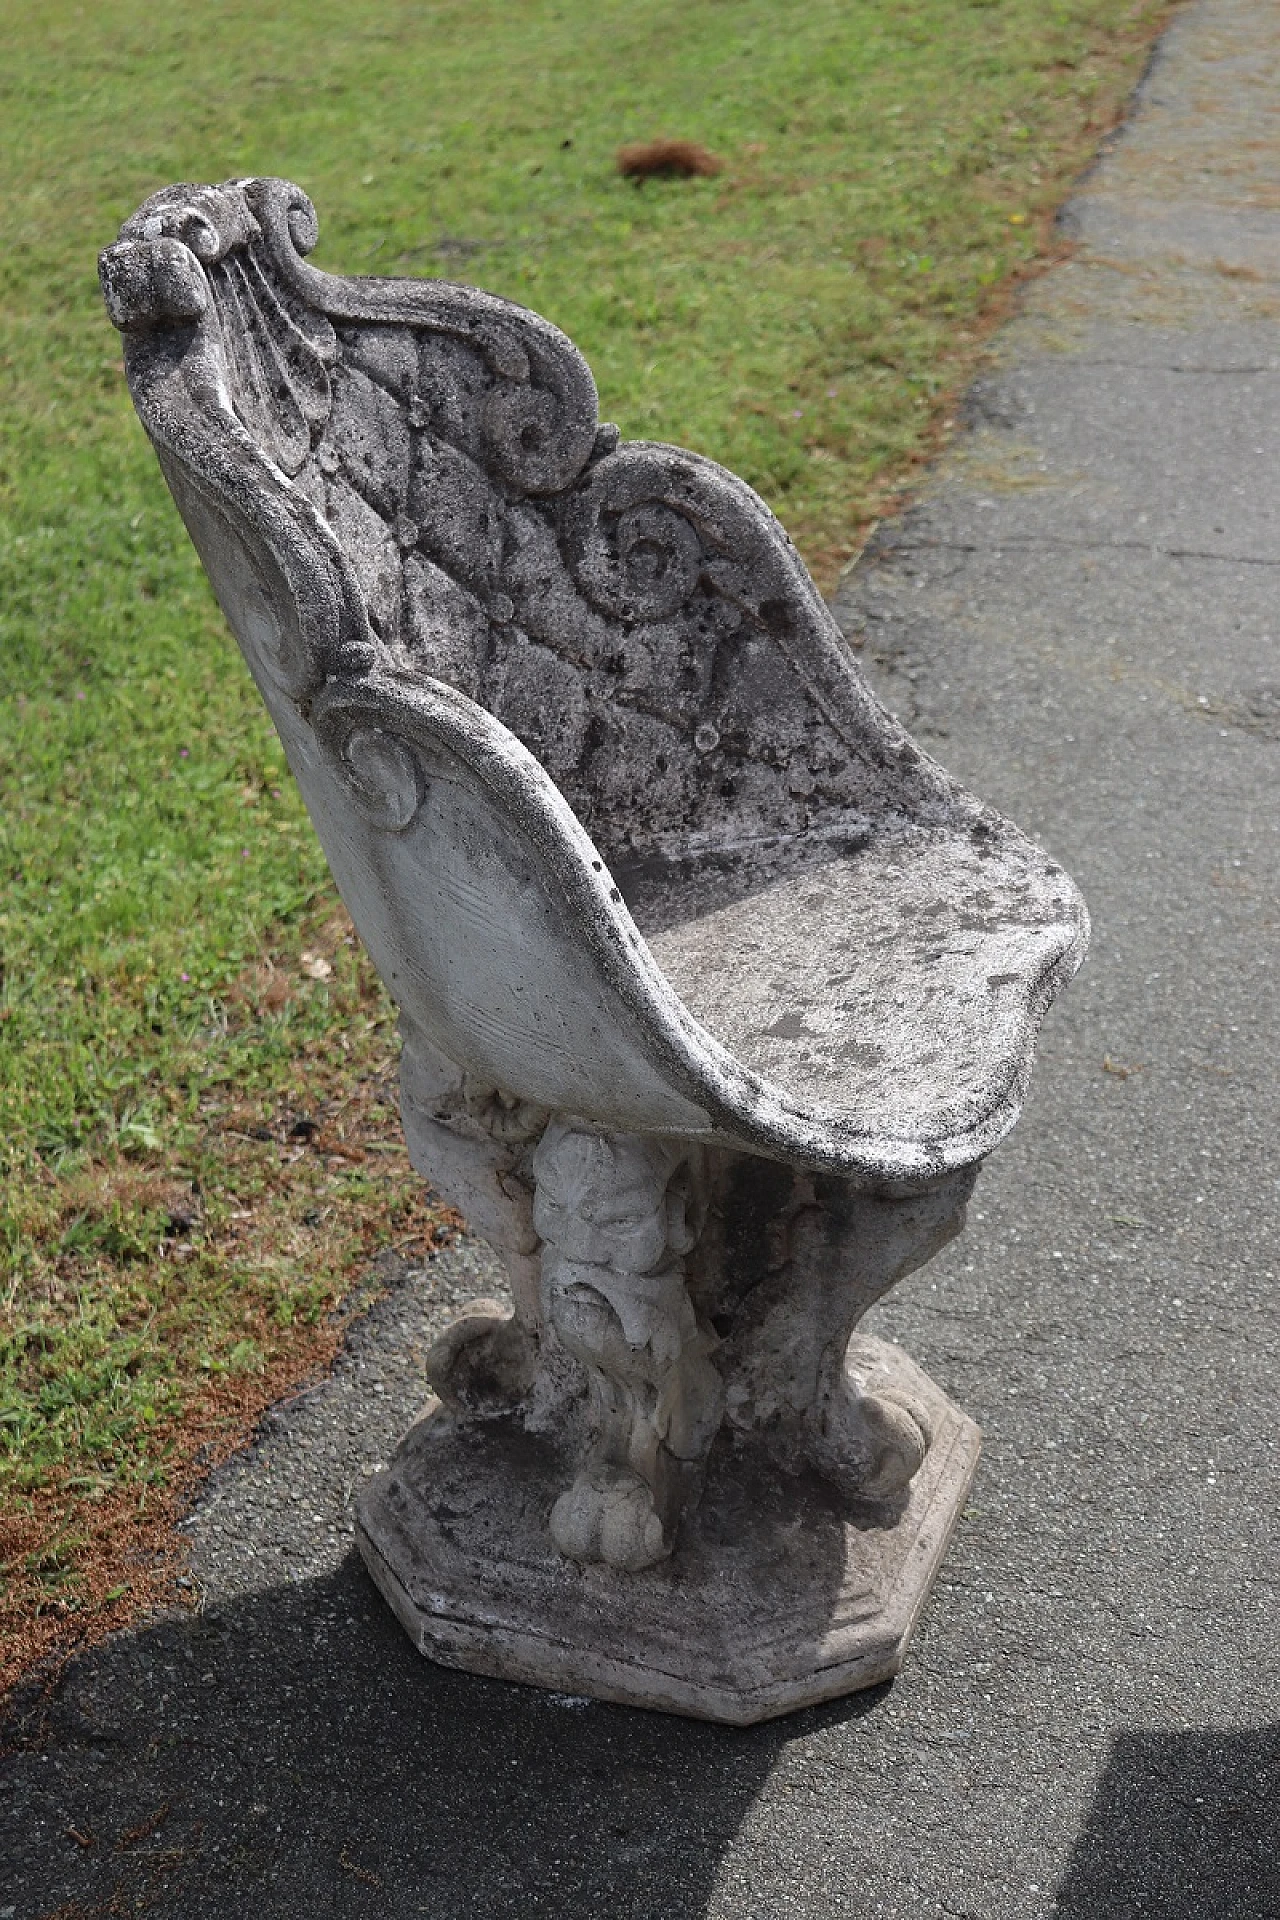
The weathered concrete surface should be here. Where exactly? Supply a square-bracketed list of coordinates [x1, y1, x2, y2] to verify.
[4, 0, 1280, 1910]
[357, 1331, 980, 1722]
[102, 167, 1085, 1667]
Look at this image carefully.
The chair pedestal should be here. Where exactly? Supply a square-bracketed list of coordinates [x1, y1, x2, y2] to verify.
[358, 1118, 981, 1723]
[357, 1332, 979, 1725]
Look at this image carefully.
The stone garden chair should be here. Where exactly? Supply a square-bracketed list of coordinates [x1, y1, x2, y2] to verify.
[100, 178, 1088, 1724]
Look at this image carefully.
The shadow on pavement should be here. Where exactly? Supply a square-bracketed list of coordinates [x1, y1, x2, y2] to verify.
[0, 1550, 881, 1919]
[1053, 1724, 1280, 1919]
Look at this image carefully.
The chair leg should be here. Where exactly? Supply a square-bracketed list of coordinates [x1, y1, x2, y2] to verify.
[530, 1120, 724, 1572]
[714, 1161, 978, 1501]
[809, 1173, 977, 1497]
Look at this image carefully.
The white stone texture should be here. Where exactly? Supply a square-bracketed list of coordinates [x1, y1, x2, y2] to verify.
[102, 178, 1085, 1719]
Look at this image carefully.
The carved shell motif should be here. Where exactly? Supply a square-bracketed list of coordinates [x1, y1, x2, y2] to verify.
[102, 178, 954, 885]
[103, 181, 338, 479]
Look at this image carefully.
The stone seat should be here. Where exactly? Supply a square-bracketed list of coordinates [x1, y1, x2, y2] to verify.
[632, 820, 1080, 1171]
[101, 177, 1087, 1722]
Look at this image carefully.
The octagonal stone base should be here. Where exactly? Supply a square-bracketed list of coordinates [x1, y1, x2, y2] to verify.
[355, 1335, 979, 1725]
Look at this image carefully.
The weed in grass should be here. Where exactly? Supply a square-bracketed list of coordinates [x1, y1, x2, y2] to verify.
[1, 0, 1169, 1686]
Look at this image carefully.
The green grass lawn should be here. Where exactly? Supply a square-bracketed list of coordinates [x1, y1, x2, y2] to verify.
[0, 0, 1166, 1681]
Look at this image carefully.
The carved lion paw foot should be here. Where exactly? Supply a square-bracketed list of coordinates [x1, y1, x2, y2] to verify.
[814, 1385, 933, 1502]
[550, 1467, 668, 1572]
[424, 1300, 536, 1415]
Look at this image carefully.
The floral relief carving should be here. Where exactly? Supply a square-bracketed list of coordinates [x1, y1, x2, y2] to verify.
[104, 176, 933, 878]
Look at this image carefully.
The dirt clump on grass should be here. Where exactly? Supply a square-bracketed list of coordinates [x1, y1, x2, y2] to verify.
[617, 138, 721, 180]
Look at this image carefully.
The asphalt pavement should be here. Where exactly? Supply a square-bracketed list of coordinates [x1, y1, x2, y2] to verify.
[4, 1, 1279, 1912]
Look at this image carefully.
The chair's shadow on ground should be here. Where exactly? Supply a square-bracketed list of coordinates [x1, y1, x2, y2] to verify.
[1053, 1723, 1280, 1919]
[2, 1550, 875, 1919]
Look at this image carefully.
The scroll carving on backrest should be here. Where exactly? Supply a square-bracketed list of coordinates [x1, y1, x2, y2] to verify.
[101, 176, 958, 882]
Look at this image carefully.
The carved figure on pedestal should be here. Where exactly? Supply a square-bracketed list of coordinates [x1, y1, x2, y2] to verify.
[532, 1122, 722, 1572]
[101, 179, 1087, 1723]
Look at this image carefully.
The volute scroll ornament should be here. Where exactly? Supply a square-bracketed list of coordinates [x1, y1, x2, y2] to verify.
[312, 690, 428, 836]
[103, 178, 1088, 1723]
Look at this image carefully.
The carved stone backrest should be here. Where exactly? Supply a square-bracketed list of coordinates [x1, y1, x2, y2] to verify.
[100, 177, 962, 885]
